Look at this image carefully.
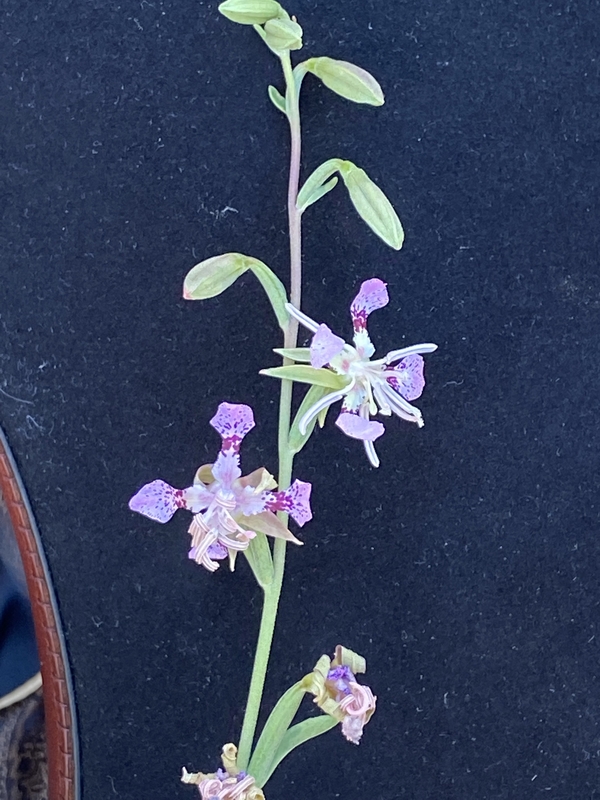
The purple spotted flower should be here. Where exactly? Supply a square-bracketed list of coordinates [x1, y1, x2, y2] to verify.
[286, 278, 437, 467]
[129, 403, 312, 572]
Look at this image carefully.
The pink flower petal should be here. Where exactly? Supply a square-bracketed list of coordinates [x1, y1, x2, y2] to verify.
[350, 278, 389, 332]
[210, 402, 255, 453]
[211, 450, 242, 488]
[336, 411, 385, 442]
[265, 479, 313, 526]
[310, 324, 345, 368]
[386, 354, 425, 401]
[128, 479, 184, 523]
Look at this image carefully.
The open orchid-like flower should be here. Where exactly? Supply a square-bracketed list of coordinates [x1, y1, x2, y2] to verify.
[129, 403, 312, 572]
[305, 645, 376, 745]
[284, 278, 437, 467]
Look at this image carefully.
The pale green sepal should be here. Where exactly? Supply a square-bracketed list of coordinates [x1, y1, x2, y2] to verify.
[339, 162, 404, 250]
[288, 384, 328, 454]
[248, 682, 305, 788]
[242, 531, 274, 588]
[317, 403, 329, 428]
[259, 716, 338, 787]
[297, 158, 343, 212]
[260, 365, 350, 390]
[298, 176, 339, 212]
[183, 253, 247, 300]
[333, 644, 366, 674]
[219, 0, 282, 25]
[273, 347, 311, 362]
[268, 85, 286, 114]
[263, 17, 303, 51]
[304, 56, 384, 106]
[184, 253, 289, 332]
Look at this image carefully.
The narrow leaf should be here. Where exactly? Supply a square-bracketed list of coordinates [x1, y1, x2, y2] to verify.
[248, 682, 306, 787]
[297, 158, 343, 212]
[339, 162, 404, 250]
[260, 716, 338, 787]
[242, 531, 274, 588]
[288, 384, 328, 454]
[304, 57, 384, 106]
[247, 260, 289, 331]
[273, 347, 312, 362]
[268, 85, 286, 114]
[260, 365, 350, 390]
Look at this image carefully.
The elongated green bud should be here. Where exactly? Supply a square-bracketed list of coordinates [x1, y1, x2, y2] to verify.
[218, 0, 282, 25]
[304, 56, 384, 106]
[263, 17, 303, 51]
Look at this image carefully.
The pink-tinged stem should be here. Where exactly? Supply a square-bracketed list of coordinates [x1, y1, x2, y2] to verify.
[237, 51, 303, 771]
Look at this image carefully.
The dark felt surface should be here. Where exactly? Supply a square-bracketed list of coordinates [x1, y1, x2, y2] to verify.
[2, 0, 600, 797]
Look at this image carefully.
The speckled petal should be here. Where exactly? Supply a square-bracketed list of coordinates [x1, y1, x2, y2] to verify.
[210, 402, 255, 452]
[265, 479, 313, 526]
[129, 479, 185, 523]
[336, 411, 385, 442]
[385, 354, 425, 401]
[310, 324, 345, 368]
[350, 278, 389, 332]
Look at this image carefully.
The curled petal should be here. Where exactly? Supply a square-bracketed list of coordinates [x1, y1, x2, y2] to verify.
[386, 354, 425, 401]
[336, 411, 385, 442]
[310, 324, 345, 368]
[210, 402, 255, 452]
[378, 381, 423, 426]
[350, 278, 389, 332]
[265, 479, 313, 526]
[382, 342, 438, 364]
[363, 438, 380, 468]
[129, 479, 185, 523]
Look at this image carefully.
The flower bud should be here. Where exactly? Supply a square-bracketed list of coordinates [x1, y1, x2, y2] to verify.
[304, 56, 384, 106]
[263, 17, 303, 51]
[218, 0, 281, 26]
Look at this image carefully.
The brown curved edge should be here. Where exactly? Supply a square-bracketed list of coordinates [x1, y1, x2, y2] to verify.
[0, 429, 79, 800]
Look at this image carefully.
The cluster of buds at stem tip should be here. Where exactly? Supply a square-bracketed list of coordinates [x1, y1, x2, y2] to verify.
[303, 645, 376, 745]
[182, 744, 265, 800]
[218, 1, 303, 52]
[129, 403, 312, 572]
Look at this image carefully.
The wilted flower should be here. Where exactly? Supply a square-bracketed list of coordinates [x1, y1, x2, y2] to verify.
[182, 744, 265, 800]
[285, 278, 437, 467]
[306, 645, 376, 745]
[129, 403, 312, 571]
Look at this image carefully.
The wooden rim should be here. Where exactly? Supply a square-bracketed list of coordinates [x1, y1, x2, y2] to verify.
[0, 430, 79, 800]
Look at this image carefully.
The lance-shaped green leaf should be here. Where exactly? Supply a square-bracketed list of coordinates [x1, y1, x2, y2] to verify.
[339, 161, 404, 250]
[268, 85, 286, 114]
[288, 384, 328, 454]
[259, 716, 338, 787]
[242, 531, 274, 588]
[248, 682, 305, 787]
[260, 365, 350, 390]
[184, 253, 289, 331]
[303, 56, 384, 106]
[297, 158, 343, 212]
[263, 17, 303, 51]
[273, 347, 311, 362]
[218, 0, 282, 25]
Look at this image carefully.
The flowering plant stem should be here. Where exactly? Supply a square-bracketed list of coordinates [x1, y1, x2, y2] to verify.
[237, 50, 303, 771]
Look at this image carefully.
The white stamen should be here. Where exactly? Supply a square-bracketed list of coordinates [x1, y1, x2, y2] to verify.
[379, 381, 423, 424]
[363, 439, 380, 468]
[371, 383, 393, 416]
[298, 383, 354, 435]
[285, 303, 320, 333]
[377, 343, 438, 365]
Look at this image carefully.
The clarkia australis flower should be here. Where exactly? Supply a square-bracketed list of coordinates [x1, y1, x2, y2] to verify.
[181, 744, 265, 800]
[286, 278, 437, 467]
[308, 645, 376, 745]
[129, 403, 312, 572]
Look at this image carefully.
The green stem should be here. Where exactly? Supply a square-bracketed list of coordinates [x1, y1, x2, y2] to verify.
[237, 50, 303, 771]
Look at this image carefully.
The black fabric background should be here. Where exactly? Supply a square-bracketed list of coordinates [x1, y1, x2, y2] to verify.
[2, 0, 600, 798]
